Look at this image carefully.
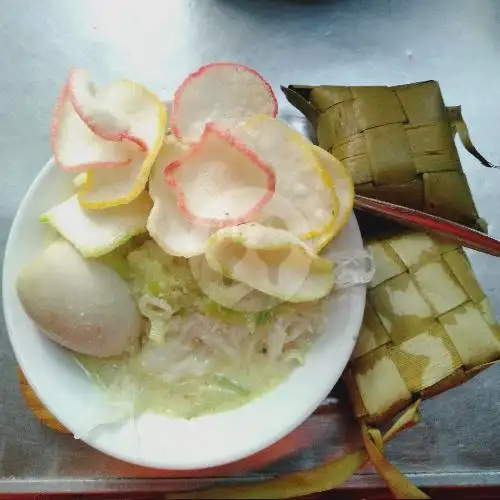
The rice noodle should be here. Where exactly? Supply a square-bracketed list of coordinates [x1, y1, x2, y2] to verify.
[77, 240, 365, 418]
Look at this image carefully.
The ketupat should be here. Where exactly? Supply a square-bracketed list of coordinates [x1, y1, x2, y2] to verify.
[283, 81, 496, 229]
[284, 80, 499, 424]
[346, 232, 500, 424]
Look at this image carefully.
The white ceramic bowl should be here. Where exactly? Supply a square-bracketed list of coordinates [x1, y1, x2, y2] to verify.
[3, 158, 366, 470]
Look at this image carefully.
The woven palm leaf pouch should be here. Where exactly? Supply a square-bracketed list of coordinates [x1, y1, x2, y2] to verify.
[284, 81, 494, 227]
[283, 81, 499, 418]
[167, 83, 498, 500]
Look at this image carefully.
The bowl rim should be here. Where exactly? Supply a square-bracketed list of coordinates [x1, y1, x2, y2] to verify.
[3, 157, 366, 470]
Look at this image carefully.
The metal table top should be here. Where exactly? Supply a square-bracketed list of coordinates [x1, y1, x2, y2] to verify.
[1, 0, 499, 494]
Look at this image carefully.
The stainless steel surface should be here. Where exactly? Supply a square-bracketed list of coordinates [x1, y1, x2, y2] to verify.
[1, 0, 499, 494]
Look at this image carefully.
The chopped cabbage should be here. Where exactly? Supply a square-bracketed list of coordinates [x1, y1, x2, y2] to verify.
[78, 240, 326, 418]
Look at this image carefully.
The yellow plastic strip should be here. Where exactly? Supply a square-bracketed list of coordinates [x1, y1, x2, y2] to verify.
[362, 425, 430, 499]
[168, 451, 367, 500]
[167, 401, 423, 500]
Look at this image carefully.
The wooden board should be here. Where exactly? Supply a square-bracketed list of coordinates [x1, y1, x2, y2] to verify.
[18, 367, 69, 433]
